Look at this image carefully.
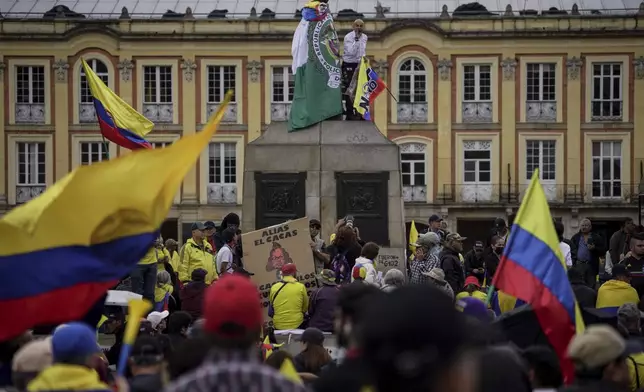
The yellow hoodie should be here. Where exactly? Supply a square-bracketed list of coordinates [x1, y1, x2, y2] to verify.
[155, 282, 173, 303]
[28, 364, 110, 391]
[596, 279, 640, 310]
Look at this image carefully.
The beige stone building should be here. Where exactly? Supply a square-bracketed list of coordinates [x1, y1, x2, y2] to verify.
[1, 0, 644, 245]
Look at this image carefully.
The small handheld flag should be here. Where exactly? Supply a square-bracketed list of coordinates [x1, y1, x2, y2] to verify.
[409, 220, 419, 260]
[279, 358, 303, 385]
[352, 57, 386, 121]
[117, 299, 152, 376]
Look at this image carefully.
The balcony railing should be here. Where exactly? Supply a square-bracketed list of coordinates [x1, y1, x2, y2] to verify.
[403, 185, 427, 202]
[590, 101, 623, 122]
[15, 103, 45, 123]
[526, 101, 556, 122]
[207, 102, 237, 123]
[462, 101, 492, 123]
[271, 103, 291, 122]
[79, 103, 97, 123]
[143, 103, 173, 123]
[207, 183, 237, 204]
[397, 102, 428, 123]
[16, 185, 46, 204]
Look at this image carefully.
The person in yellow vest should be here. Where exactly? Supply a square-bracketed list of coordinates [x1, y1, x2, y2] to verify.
[178, 222, 218, 284]
[270, 264, 309, 330]
[456, 275, 488, 303]
[132, 236, 166, 303]
[596, 264, 639, 314]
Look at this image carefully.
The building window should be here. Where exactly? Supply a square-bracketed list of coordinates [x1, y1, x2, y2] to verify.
[15, 66, 46, 124]
[526, 140, 557, 200]
[207, 65, 237, 123]
[526, 63, 556, 122]
[80, 142, 108, 165]
[16, 142, 46, 203]
[79, 59, 109, 123]
[397, 58, 428, 123]
[591, 63, 622, 121]
[591, 141, 622, 199]
[462, 64, 492, 123]
[152, 142, 172, 149]
[142, 65, 173, 123]
[271, 66, 294, 122]
[462, 141, 492, 202]
[208, 142, 237, 204]
[400, 143, 426, 202]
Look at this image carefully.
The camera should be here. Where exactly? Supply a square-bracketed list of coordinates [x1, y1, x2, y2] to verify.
[345, 215, 355, 228]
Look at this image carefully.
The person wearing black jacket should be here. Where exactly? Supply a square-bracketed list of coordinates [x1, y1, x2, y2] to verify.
[463, 241, 486, 284]
[440, 233, 466, 293]
[571, 218, 606, 287]
[484, 236, 505, 282]
[567, 266, 597, 309]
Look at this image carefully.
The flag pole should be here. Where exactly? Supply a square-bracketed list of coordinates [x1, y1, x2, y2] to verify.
[101, 135, 110, 160]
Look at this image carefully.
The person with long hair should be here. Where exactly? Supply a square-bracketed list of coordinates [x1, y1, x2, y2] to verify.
[325, 226, 362, 284]
[293, 328, 333, 376]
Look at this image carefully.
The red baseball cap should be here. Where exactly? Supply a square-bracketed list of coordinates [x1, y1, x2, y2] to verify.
[281, 263, 297, 276]
[464, 275, 481, 287]
[203, 275, 263, 337]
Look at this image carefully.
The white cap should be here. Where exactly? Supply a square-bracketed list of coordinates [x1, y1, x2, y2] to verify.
[146, 311, 169, 329]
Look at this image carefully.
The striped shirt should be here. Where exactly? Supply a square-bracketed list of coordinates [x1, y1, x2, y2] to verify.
[164, 348, 307, 392]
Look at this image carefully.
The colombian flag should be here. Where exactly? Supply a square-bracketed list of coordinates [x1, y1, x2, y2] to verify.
[81, 58, 153, 150]
[352, 57, 386, 121]
[0, 92, 232, 341]
[492, 170, 585, 382]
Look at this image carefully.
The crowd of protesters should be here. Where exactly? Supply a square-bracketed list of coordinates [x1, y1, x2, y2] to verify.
[4, 213, 644, 391]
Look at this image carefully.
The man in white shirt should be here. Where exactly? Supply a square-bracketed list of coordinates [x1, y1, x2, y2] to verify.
[215, 227, 237, 276]
[555, 220, 573, 268]
[342, 19, 367, 119]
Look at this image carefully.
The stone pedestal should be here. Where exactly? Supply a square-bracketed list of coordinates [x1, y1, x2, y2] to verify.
[242, 121, 406, 251]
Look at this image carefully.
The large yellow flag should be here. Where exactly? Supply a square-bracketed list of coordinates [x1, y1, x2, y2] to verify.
[0, 92, 232, 340]
[408, 220, 419, 260]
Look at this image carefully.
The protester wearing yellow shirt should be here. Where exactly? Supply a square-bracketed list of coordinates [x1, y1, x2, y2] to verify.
[155, 270, 174, 309]
[597, 264, 640, 313]
[132, 236, 165, 303]
[270, 264, 309, 330]
[455, 276, 488, 303]
[178, 222, 218, 284]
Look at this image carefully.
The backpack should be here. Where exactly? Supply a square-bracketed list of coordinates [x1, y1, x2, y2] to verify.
[332, 249, 350, 284]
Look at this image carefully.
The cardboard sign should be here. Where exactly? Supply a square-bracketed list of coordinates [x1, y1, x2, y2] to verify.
[375, 247, 406, 278]
[242, 217, 318, 321]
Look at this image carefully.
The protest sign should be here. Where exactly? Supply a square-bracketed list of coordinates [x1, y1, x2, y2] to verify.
[242, 217, 318, 321]
[375, 247, 406, 278]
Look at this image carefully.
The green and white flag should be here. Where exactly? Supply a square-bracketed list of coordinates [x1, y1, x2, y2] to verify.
[288, 2, 343, 132]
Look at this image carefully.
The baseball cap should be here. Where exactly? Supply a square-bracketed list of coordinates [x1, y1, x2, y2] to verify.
[222, 227, 236, 243]
[204, 221, 216, 229]
[567, 325, 626, 369]
[317, 269, 337, 286]
[411, 232, 440, 248]
[309, 219, 321, 228]
[474, 241, 484, 249]
[51, 322, 101, 363]
[612, 264, 630, 279]
[12, 338, 53, 373]
[428, 214, 443, 223]
[301, 328, 325, 345]
[138, 320, 155, 336]
[147, 311, 170, 329]
[464, 275, 481, 287]
[130, 335, 164, 366]
[446, 232, 467, 242]
[203, 275, 263, 337]
[281, 263, 297, 276]
[455, 297, 490, 323]
[191, 222, 206, 231]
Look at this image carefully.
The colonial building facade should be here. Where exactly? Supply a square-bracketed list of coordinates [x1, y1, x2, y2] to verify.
[1, 0, 644, 243]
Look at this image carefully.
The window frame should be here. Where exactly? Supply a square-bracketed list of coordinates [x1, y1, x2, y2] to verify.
[590, 62, 623, 120]
[207, 65, 237, 104]
[15, 65, 46, 105]
[397, 58, 427, 104]
[79, 59, 109, 104]
[525, 140, 556, 181]
[208, 142, 237, 186]
[143, 65, 173, 104]
[271, 66, 294, 104]
[462, 146, 492, 184]
[79, 142, 110, 165]
[526, 63, 556, 102]
[16, 142, 46, 186]
[462, 64, 492, 102]
[591, 140, 622, 199]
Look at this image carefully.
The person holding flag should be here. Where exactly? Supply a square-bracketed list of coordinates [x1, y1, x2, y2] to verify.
[350, 57, 386, 122]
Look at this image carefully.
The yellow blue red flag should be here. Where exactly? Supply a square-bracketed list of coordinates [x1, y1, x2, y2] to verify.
[0, 92, 233, 341]
[492, 170, 585, 382]
[352, 57, 386, 121]
[81, 58, 153, 150]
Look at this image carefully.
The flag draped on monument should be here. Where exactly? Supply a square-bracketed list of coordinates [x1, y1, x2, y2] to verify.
[288, 1, 343, 132]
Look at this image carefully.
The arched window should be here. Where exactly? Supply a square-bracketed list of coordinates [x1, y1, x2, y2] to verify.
[79, 59, 109, 123]
[400, 142, 427, 202]
[397, 59, 428, 123]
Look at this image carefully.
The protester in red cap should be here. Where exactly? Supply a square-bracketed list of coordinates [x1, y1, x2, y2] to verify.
[164, 275, 307, 392]
[455, 275, 488, 303]
[269, 264, 310, 330]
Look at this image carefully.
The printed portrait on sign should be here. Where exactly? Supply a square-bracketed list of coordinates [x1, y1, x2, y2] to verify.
[266, 242, 294, 279]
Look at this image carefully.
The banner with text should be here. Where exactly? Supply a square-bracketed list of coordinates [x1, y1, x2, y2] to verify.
[375, 247, 407, 280]
[242, 217, 317, 321]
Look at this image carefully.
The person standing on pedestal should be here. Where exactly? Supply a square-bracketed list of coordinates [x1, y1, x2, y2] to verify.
[342, 19, 367, 120]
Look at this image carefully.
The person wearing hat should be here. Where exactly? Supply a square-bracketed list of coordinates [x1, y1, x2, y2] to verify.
[309, 270, 340, 333]
[203, 221, 217, 251]
[616, 303, 644, 390]
[146, 311, 170, 334]
[440, 233, 467, 293]
[269, 264, 310, 330]
[521, 345, 563, 391]
[165, 238, 180, 271]
[293, 328, 333, 376]
[562, 325, 631, 392]
[409, 232, 441, 285]
[427, 214, 447, 243]
[421, 268, 454, 299]
[128, 335, 165, 392]
[177, 222, 217, 285]
[164, 275, 308, 392]
[11, 338, 53, 390]
[180, 269, 209, 320]
[463, 241, 486, 284]
[27, 323, 110, 392]
[456, 275, 487, 303]
[213, 213, 241, 250]
[309, 219, 330, 273]
[596, 264, 639, 313]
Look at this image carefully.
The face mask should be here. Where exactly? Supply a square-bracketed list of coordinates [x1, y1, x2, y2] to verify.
[494, 247, 504, 254]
